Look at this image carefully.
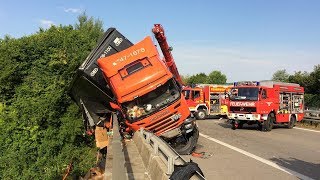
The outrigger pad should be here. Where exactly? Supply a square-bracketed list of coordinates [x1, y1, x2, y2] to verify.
[69, 28, 133, 124]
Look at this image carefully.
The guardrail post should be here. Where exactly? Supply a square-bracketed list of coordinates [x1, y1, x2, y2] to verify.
[153, 142, 159, 155]
[146, 132, 151, 144]
[167, 156, 174, 175]
[140, 127, 144, 135]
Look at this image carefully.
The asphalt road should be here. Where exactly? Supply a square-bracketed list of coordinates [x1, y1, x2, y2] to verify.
[183, 119, 320, 180]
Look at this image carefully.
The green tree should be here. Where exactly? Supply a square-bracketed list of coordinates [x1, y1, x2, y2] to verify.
[0, 14, 103, 179]
[206, 70, 227, 84]
[288, 71, 310, 92]
[180, 74, 190, 85]
[288, 65, 320, 108]
[272, 69, 289, 82]
[308, 65, 320, 94]
[187, 73, 207, 85]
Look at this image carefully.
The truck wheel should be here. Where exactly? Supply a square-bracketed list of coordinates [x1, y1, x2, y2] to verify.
[238, 121, 244, 129]
[195, 110, 206, 120]
[262, 113, 274, 132]
[287, 115, 296, 129]
[172, 126, 199, 155]
[231, 120, 237, 130]
[257, 122, 263, 130]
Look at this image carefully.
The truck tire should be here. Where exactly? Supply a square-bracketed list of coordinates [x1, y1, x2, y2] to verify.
[170, 160, 204, 180]
[231, 121, 236, 130]
[287, 115, 296, 129]
[238, 121, 244, 129]
[262, 113, 274, 132]
[172, 126, 199, 155]
[195, 110, 206, 120]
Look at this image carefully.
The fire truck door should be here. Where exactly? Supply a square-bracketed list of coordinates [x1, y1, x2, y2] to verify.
[210, 93, 220, 113]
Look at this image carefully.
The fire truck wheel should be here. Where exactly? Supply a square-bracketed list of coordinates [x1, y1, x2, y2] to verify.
[195, 110, 206, 120]
[238, 121, 244, 129]
[257, 122, 263, 130]
[231, 121, 236, 130]
[263, 113, 274, 132]
[287, 115, 296, 129]
[172, 126, 199, 155]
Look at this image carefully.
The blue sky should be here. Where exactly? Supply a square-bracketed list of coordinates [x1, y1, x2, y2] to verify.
[1, 0, 319, 82]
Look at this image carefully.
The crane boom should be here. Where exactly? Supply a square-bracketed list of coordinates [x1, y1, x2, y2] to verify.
[152, 24, 183, 85]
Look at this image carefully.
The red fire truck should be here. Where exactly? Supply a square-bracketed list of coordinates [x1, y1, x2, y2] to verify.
[227, 81, 304, 131]
[183, 84, 232, 120]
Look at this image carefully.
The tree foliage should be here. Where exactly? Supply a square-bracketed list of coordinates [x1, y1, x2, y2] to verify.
[273, 65, 320, 108]
[187, 72, 208, 85]
[0, 14, 103, 179]
[206, 70, 227, 84]
[185, 70, 227, 85]
[272, 69, 289, 82]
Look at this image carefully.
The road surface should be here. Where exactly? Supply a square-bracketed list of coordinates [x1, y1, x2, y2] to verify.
[183, 119, 320, 180]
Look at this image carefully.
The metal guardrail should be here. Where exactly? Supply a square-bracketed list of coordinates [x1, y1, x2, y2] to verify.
[303, 110, 320, 122]
[111, 113, 127, 180]
[106, 114, 204, 180]
[139, 128, 205, 179]
[139, 128, 184, 175]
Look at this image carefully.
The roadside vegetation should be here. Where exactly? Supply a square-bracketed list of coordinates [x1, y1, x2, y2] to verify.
[0, 14, 103, 179]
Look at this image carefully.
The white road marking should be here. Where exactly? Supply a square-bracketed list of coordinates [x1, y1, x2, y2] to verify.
[200, 133, 315, 180]
[294, 127, 320, 133]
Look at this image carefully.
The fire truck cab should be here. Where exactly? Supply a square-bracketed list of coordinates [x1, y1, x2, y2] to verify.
[183, 84, 231, 120]
[227, 81, 304, 131]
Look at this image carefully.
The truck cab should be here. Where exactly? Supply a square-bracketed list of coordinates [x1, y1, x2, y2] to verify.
[98, 36, 198, 154]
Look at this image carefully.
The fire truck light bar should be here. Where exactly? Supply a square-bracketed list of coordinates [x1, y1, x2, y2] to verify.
[234, 81, 260, 86]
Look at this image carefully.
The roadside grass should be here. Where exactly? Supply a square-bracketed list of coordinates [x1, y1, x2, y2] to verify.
[296, 121, 320, 131]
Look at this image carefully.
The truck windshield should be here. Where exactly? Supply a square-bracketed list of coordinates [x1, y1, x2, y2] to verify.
[230, 87, 259, 101]
[122, 78, 180, 122]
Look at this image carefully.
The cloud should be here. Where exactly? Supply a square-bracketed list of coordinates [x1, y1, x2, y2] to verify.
[39, 19, 55, 28]
[64, 8, 82, 13]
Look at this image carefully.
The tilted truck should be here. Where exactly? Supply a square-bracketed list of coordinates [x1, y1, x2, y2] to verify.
[227, 81, 304, 131]
[69, 24, 198, 154]
[182, 84, 231, 119]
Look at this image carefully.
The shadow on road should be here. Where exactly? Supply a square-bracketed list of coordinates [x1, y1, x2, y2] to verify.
[269, 157, 320, 180]
[217, 122, 262, 131]
[216, 121, 295, 131]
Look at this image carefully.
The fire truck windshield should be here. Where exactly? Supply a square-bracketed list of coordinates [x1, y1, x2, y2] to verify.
[230, 87, 259, 101]
[123, 78, 180, 122]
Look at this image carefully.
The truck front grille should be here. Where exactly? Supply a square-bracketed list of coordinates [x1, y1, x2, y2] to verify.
[144, 112, 180, 136]
[230, 107, 256, 113]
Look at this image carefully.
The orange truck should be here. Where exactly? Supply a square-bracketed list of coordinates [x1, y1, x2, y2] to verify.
[70, 25, 198, 154]
[182, 84, 232, 119]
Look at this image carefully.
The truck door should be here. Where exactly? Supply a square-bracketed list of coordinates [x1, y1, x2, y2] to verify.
[192, 90, 201, 102]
